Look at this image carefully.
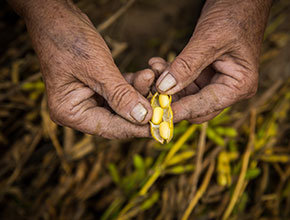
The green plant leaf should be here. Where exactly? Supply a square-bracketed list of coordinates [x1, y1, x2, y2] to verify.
[209, 107, 231, 126]
[215, 127, 238, 138]
[166, 151, 195, 166]
[108, 163, 121, 184]
[245, 168, 261, 180]
[165, 164, 195, 175]
[207, 127, 225, 147]
[133, 154, 145, 171]
[141, 191, 160, 211]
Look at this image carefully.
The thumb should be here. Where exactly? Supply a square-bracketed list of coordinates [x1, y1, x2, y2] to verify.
[156, 38, 221, 95]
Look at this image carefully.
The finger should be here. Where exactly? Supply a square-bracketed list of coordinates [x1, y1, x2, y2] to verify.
[148, 57, 168, 77]
[171, 81, 240, 122]
[107, 82, 152, 124]
[148, 57, 168, 95]
[87, 64, 153, 124]
[90, 107, 150, 139]
[123, 69, 155, 96]
[72, 107, 150, 139]
[123, 72, 134, 84]
[132, 69, 155, 96]
[171, 82, 200, 102]
[73, 36, 153, 125]
[156, 36, 225, 95]
[195, 66, 216, 88]
[49, 86, 150, 139]
[171, 67, 214, 102]
[188, 110, 221, 124]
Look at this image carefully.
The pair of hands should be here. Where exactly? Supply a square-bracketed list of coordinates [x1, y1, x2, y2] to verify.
[16, 0, 272, 139]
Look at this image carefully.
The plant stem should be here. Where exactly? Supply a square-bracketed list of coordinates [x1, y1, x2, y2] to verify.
[181, 160, 215, 220]
[222, 109, 257, 220]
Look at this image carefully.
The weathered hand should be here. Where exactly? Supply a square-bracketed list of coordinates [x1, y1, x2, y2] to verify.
[149, 57, 215, 123]
[20, 1, 154, 138]
[154, 0, 272, 124]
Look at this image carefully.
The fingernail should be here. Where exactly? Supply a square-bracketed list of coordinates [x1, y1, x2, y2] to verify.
[131, 103, 148, 122]
[158, 72, 177, 92]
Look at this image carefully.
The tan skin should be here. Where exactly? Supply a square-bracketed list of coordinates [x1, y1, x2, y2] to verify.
[8, 0, 272, 139]
[153, 0, 272, 124]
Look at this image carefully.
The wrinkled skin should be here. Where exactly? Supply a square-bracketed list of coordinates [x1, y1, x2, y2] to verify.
[7, 0, 272, 139]
[9, 0, 154, 139]
[154, 0, 272, 124]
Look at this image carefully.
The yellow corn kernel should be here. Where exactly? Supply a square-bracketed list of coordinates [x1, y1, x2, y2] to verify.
[152, 107, 163, 125]
[150, 93, 174, 144]
[159, 121, 171, 140]
[159, 94, 170, 108]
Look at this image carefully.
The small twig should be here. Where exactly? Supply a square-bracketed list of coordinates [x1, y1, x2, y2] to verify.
[222, 109, 257, 220]
[201, 146, 222, 171]
[76, 153, 106, 200]
[5, 128, 42, 187]
[164, 125, 198, 165]
[64, 127, 75, 153]
[200, 80, 283, 176]
[97, 0, 136, 33]
[189, 122, 208, 198]
[234, 79, 283, 129]
[215, 192, 230, 219]
[118, 125, 198, 219]
[139, 169, 161, 196]
[0, 72, 41, 102]
[41, 97, 71, 174]
[118, 207, 141, 220]
[117, 197, 142, 219]
[251, 162, 269, 218]
[181, 161, 215, 220]
[139, 125, 198, 196]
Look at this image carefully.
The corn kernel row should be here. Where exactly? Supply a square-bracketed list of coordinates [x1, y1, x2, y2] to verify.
[150, 93, 174, 144]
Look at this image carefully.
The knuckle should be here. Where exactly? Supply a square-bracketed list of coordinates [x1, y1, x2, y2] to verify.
[148, 57, 166, 66]
[234, 77, 248, 93]
[247, 81, 258, 98]
[173, 56, 193, 77]
[48, 105, 63, 125]
[152, 63, 167, 76]
[109, 83, 135, 109]
[233, 71, 258, 99]
[47, 99, 68, 126]
[246, 73, 258, 98]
